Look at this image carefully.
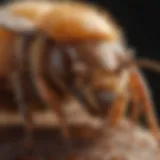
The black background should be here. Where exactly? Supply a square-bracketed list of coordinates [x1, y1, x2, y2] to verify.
[0, 0, 160, 121]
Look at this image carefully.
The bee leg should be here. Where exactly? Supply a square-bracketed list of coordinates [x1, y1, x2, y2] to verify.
[34, 77, 75, 159]
[107, 94, 128, 128]
[129, 69, 160, 143]
[10, 72, 33, 148]
[129, 91, 141, 123]
[10, 36, 34, 154]
[29, 35, 75, 159]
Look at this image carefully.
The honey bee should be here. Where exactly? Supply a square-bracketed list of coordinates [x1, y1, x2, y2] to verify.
[0, 1, 160, 157]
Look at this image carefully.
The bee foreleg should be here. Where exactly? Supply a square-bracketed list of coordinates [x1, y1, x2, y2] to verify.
[107, 94, 128, 128]
[129, 69, 160, 142]
[129, 89, 141, 123]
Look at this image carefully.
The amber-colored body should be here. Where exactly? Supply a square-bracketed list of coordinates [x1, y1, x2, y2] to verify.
[0, 2, 122, 75]
[0, 1, 159, 158]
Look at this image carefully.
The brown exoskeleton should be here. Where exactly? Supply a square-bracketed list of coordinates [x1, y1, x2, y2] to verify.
[0, 1, 160, 158]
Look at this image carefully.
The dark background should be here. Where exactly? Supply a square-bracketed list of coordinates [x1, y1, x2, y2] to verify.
[0, 0, 160, 121]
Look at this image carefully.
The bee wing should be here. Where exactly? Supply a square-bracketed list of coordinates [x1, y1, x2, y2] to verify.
[0, 11, 36, 34]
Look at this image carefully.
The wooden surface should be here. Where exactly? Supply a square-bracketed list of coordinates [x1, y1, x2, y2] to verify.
[0, 103, 159, 160]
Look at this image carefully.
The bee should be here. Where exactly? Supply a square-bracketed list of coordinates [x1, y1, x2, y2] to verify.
[0, 1, 160, 157]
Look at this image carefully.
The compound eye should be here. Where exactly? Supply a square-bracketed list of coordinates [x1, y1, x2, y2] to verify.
[96, 90, 116, 106]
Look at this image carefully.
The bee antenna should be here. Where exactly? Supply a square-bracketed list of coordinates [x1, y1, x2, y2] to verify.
[135, 59, 160, 72]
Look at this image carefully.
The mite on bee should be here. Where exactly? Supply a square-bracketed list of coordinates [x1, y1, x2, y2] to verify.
[0, 0, 160, 158]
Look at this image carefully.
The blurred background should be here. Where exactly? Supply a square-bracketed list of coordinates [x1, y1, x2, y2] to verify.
[0, 0, 159, 122]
